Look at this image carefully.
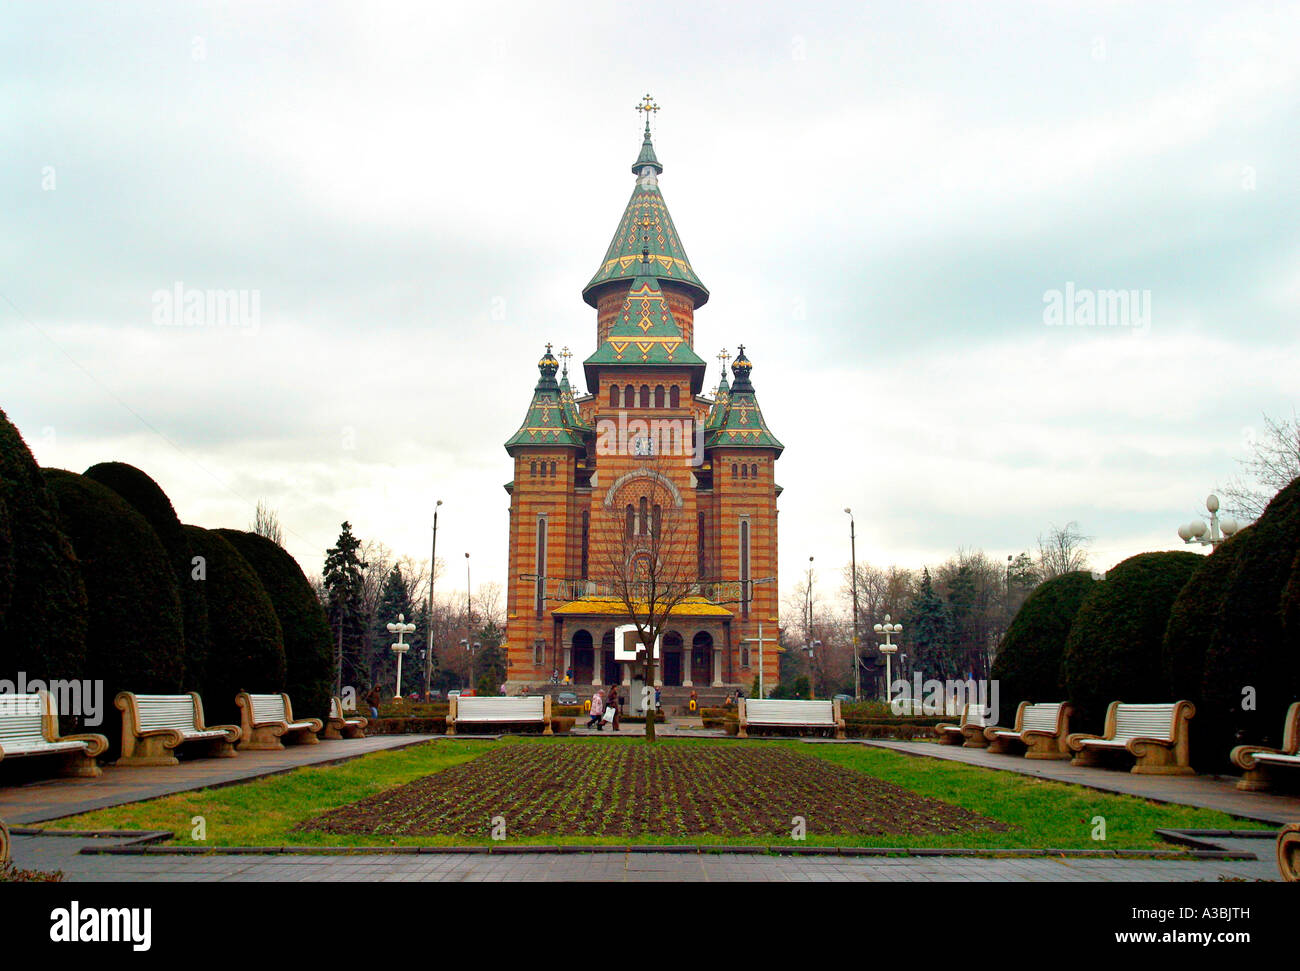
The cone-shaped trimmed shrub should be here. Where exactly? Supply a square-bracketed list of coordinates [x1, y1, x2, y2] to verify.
[217, 529, 332, 722]
[43, 470, 184, 755]
[84, 462, 210, 692]
[1062, 550, 1202, 732]
[0, 491, 12, 628]
[1201, 477, 1300, 756]
[991, 571, 1097, 714]
[0, 409, 86, 681]
[183, 525, 285, 725]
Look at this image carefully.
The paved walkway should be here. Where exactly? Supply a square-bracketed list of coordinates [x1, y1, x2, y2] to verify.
[8, 833, 1282, 882]
[855, 740, 1300, 825]
[0, 735, 440, 824]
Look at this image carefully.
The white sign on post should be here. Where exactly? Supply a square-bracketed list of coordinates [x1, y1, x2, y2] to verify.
[612, 624, 660, 662]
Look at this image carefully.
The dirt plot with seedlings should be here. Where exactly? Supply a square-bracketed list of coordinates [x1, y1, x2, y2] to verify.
[298, 742, 1008, 840]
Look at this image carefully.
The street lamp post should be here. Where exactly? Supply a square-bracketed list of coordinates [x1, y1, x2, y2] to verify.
[845, 508, 860, 701]
[425, 500, 442, 701]
[873, 614, 903, 709]
[460, 638, 482, 691]
[387, 613, 416, 699]
[1177, 494, 1240, 550]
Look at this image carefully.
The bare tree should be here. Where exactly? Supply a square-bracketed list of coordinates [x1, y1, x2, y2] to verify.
[1036, 522, 1091, 580]
[591, 455, 697, 742]
[251, 500, 284, 546]
[1221, 411, 1300, 521]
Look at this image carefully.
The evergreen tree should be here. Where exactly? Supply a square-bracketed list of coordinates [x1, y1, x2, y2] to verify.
[905, 568, 953, 680]
[323, 522, 367, 696]
[371, 564, 417, 691]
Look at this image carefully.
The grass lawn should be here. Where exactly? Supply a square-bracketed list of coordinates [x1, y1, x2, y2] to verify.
[46, 737, 1270, 851]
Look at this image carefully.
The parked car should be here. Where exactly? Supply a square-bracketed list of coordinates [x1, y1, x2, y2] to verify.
[557, 691, 578, 706]
[833, 693, 854, 703]
[446, 689, 461, 699]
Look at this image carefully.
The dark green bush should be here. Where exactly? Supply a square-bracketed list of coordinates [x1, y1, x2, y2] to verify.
[184, 525, 286, 724]
[43, 470, 184, 755]
[1201, 478, 1300, 757]
[1062, 551, 1202, 731]
[991, 571, 1098, 713]
[0, 409, 86, 681]
[84, 462, 210, 692]
[366, 716, 447, 735]
[217, 529, 332, 724]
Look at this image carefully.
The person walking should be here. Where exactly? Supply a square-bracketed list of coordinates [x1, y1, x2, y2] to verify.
[365, 684, 383, 720]
[586, 689, 605, 730]
[608, 689, 621, 731]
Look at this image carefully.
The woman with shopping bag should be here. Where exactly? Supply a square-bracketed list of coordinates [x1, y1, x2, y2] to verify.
[604, 690, 620, 731]
[586, 689, 605, 731]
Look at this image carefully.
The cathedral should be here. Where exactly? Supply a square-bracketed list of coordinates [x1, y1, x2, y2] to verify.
[502, 100, 784, 697]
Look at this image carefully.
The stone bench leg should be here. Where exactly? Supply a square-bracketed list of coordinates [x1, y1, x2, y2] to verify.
[320, 722, 343, 741]
[116, 734, 180, 767]
[1070, 746, 1107, 768]
[1234, 767, 1273, 792]
[205, 737, 238, 759]
[960, 726, 989, 748]
[937, 730, 962, 745]
[985, 734, 1021, 756]
[285, 726, 319, 746]
[238, 725, 285, 751]
[1278, 824, 1300, 882]
[1023, 734, 1069, 760]
[59, 749, 102, 778]
[1130, 743, 1193, 776]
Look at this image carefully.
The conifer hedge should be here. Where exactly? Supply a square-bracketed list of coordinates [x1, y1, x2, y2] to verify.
[183, 525, 286, 724]
[1062, 550, 1201, 732]
[216, 529, 332, 722]
[43, 470, 185, 755]
[0, 409, 87, 681]
[991, 571, 1097, 715]
[83, 462, 210, 693]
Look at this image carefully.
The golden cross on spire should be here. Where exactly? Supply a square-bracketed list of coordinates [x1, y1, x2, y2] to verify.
[636, 93, 660, 132]
[718, 348, 731, 370]
[559, 345, 572, 374]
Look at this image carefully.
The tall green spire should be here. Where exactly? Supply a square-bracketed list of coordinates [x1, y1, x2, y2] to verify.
[706, 346, 784, 456]
[505, 344, 588, 453]
[582, 98, 708, 308]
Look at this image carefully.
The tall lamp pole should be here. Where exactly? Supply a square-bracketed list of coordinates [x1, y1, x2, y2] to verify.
[424, 499, 441, 701]
[845, 508, 860, 701]
[874, 614, 903, 708]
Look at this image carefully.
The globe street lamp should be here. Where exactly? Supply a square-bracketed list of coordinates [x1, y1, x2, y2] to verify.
[873, 614, 903, 708]
[1177, 494, 1240, 550]
[387, 613, 416, 699]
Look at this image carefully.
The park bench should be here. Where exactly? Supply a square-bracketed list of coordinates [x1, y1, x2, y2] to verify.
[737, 699, 845, 739]
[235, 692, 323, 750]
[1279, 823, 1300, 883]
[935, 704, 990, 747]
[0, 691, 108, 778]
[1229, 702, 1300, 792]
[1066, 700, 1195, 775]
[321, 696, 367, 740]
[114, 692, 241, 766]
[983, 701, 1074, 759]
[446, 695, 552, 735]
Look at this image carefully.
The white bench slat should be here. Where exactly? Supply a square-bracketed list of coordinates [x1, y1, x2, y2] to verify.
[248, 694, 289, 724]
[1110, 704, 1177, 742]
[745, 700, 837, 726]
[456, 697, 546, 722]
[1255, 752, 1300, 766]
[133, 694, 208, 736]
[1021, 703, 1062, 732]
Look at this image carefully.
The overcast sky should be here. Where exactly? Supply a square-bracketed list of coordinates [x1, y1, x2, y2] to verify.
[3, 1, 1297, 608]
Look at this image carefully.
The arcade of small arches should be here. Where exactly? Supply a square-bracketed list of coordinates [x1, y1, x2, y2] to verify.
[609, 382, 682, 410]
[558, 624, 739, 688]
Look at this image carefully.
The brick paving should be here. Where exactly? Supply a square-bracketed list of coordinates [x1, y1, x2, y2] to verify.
[851, 739, 1300, 825]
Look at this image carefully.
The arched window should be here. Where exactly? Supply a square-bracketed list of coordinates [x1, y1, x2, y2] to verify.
[739, 518, 751, 619]
[639, 496, 649, 535]
[751, 464, 758, 479]
[625, 505, 635, 539]
[670, 385, 680, 409]
[610, 385, 619, 407]
[580, 510, 590, 580]
[741, 464, 748, 479]
[535, 516, 547, 615]
[625, 384, 635, 408]
[654, 385, 665, 408]
[731, 463, 738, 477]
[640, 385, 649, 410]
[530, 460, 536, 476]
[549, 461, 557, 477]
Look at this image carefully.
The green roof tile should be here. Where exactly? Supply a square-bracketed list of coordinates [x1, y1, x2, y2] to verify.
[505, 345, 588, 453]
[705, 347, 784, 456]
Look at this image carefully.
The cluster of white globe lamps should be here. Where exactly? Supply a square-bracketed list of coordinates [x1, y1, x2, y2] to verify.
[1176, 494, 1240, 549]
